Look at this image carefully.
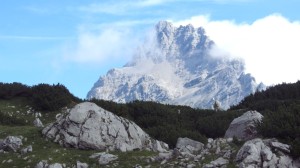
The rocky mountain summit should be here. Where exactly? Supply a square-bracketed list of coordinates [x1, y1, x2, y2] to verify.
[87, 21, 264, 109]
[42, 102, 168, 152]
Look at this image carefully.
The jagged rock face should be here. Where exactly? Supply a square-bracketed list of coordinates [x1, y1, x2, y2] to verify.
[236, 138, 300, 168]
[42, 102, 168, 152]
[224, 110, 263, 140]
[87, 21, 265, 109]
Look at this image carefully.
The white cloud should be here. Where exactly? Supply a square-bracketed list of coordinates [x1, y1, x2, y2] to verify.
[63, 26, 139, 65]
[172, 14, 300, 85]
[79, 0, 166, 15]
[78, 0, 253, 16]
[0, 35, 71, 40]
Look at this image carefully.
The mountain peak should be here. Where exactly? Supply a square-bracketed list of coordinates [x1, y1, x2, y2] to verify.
[87, 21, 265, 109]
[156, 21, 174, 32]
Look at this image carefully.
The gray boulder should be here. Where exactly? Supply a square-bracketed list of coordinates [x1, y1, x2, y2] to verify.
[48, 163, 63, 168]
[270, 141, 290, 153]
[35, 160, 48, 168]
[176, 137, 204, 154]
[224, 110, 263, 140]
[42, 102, 168, 152]
[33, 118, 44, 128]
[203, 157, 229, 168]
[236, 138, 300, 168]
[0, 136, 23, 152]
[35, 161, 63, 168]
[90, 152, 118, 165]
[76, 161, 88, 168]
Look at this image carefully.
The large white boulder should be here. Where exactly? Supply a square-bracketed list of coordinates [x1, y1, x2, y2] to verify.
[224, 111, 263, 140]
[42, 102, 168, 152]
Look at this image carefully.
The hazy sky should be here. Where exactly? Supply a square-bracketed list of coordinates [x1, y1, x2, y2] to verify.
[1, 0, 299, 98]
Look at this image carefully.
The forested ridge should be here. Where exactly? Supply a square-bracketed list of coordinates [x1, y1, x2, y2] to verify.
[0, 82, 80, 111]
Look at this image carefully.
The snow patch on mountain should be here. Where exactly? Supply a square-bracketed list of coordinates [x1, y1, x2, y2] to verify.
[87, 21, 265, 109]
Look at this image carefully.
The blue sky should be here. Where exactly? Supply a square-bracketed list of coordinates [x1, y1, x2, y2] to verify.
[1, 0, 300, 99]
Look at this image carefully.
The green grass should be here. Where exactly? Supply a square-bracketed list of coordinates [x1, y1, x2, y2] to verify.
[0, 98, 65, 126]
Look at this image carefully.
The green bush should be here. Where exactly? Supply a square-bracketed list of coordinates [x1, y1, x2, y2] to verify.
[31, 83, 79, 111]
[0, 82, 31, 99]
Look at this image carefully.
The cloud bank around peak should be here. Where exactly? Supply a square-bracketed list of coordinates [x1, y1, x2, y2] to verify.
[63, 25, 141, 66]
[172, 14, 300, 86]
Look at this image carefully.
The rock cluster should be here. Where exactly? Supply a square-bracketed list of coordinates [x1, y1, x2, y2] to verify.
[35, 161, 64, 168]
[225, 110, 263, 140]
[0, 136, 23, 152]
[42, 102, 168, 152]
[151, 137, 234, 168]
[236, 138, 300, 168]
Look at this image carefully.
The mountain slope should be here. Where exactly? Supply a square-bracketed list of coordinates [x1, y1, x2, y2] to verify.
[87, 21, 264, 109]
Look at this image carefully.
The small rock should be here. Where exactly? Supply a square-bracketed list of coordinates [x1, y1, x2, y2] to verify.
[76, 161, 88, 168]
[210, 157, 229, 167]
[21, 145, 33, 155]
[155, 152, 173, 161]
[160, 159, 167, 165]
[186, 163, 196, 168]
[215, 146, 221, 154]
[133, 164, 142, 168]
[226, 138, 233, 143]
[90, 152, 118, 165]
[270, 141, 290, 153]
[35, 160, 48, 168]
[33, 118, 44, 127]
[48, 163, 63, 168]
[223, 150, 232, 159]
[203, 163, 214, 168]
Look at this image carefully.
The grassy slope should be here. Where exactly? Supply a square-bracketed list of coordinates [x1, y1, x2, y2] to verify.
[0, 98, 161, 168]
